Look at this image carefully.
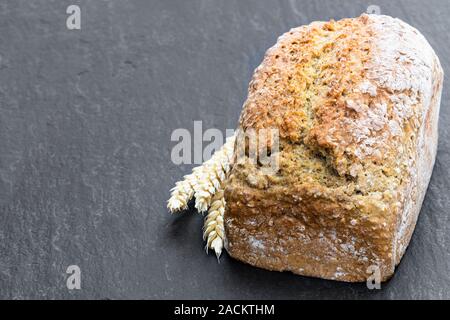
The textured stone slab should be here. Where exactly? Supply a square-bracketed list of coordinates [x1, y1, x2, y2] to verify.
[0, 0, 449, 299]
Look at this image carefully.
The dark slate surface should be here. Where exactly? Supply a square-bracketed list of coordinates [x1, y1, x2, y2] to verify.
[0, 0, 449, 299]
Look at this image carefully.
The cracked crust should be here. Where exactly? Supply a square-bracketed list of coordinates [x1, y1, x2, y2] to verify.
[224, 14, 443, 282]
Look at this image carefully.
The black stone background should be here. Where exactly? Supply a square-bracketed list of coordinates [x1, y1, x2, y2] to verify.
[0, 0, 449, 299]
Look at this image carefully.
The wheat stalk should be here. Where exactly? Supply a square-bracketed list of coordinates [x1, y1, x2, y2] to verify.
[193, 135, 235, 213]
[203, 188, 225, 259]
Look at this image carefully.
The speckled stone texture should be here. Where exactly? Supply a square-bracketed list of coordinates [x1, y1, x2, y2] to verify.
[0, 0, 449, 299]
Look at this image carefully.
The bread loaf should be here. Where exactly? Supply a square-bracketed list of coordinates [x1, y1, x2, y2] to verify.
[224, 14, 443, 282]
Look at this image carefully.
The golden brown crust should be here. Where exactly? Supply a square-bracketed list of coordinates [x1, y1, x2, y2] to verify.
[239, 15, 392, 177]
[225, 14, 443, 282]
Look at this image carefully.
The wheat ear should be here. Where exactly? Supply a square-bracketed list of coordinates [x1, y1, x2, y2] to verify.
[167, 135, 235, 213]
[203, 188, 225, 259]
[193, 135, 235, 213]
[167, 166, 202, 213]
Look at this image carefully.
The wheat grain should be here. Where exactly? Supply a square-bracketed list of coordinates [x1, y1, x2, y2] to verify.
[203, 188, 225, 259]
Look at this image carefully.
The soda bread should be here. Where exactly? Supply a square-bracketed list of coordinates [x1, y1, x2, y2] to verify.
[224, 14, 443, 282]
